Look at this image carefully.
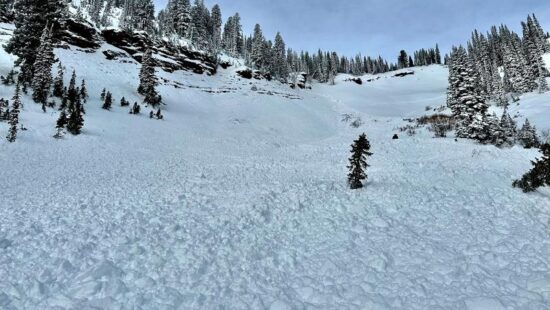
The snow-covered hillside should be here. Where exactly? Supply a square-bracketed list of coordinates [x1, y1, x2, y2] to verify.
[1, 22, 550, 310]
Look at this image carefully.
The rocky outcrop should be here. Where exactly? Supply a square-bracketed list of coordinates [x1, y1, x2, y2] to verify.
[102, 29, 217, 75]
[289, 72, 309, 89]
[236, 69, 272, 81]
[53, 18, 217, 75]
[54, 18, 102, 50]
[345, 77, 363, 85]
[394, 71, 415, 78]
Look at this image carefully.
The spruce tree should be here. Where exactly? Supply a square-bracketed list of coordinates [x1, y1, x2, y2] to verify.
[32, 25, 55, 106]
[101, 88, 106, 101]
[138, 49, 161, 107]
[5, 0, 65, 83]
[53, 109, 67, 138]
[52, 62, 64, 98]
[273, 32, 288, 81]
[500, 108, 517, 145]
[80, 80, 88, 103]
[513, 144, 550, 192]
[398, 50, 409, 69]
[347, 133, 373, 190]
[210, 4, 222, 52]
[6, 82, 22, 143]
[102, 91, 113, 110]
[250, 24, 265, 69]
[66, 71, 84, 135]
[518, 119, 540, 149]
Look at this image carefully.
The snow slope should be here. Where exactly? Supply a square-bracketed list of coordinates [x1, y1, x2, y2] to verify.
[1, 26, 550, 309]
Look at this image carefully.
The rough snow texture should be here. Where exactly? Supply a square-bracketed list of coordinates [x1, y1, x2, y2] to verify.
[1, 26, 550, 309]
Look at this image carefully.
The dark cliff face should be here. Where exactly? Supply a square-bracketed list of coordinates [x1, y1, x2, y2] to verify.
[53, 18, 217, 76]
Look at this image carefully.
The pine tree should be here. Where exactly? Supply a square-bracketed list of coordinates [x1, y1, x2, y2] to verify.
[80, 80, 88, 103]
[347, 133, 373, 190]
[120, 97, 129, 106]
[32, 25, 55, 106]
[273, 32, 288, 81]
[156, 108, 163, 119]
[121, 0, 155, 32]
[101, 88, 106, 101]
[398, 50, 409, 69]
[500, 108, 517, 145]
[138, 49, 162, 107]
[66, 71, 84, 135]
[518, 119, 540, 149]
[210, 4, 222, 52]
[513, 144, 550, 192]
[53, 109, 67, 138]
[102, 91, 113, 110]
[6, 82, 22, 143]
[447, 46, 489, 138]
[250, 24, 265, 69]
[5, 0, 65, 83]
[52, 62, 64, 98]
[130, 102, 141, 114]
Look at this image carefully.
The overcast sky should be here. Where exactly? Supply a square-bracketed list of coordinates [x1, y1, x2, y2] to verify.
[154, 0, 550, 61]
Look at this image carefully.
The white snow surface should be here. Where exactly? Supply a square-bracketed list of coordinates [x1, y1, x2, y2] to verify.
[1, 28, 550, 309]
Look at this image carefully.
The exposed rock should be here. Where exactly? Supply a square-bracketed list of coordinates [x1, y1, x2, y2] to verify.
[54, 18, 102, 50]
[290, 72, 309, 89]
[393, 71, 415, 78]
[392, 134, 399, 140]
[52, 18, 217, 75]
[102, 29, 217, 75]
[345, 77, 363, 85]
[236, 69, 253, 79]
[219, 61, 232, 69]
[102, 50, 128, 60]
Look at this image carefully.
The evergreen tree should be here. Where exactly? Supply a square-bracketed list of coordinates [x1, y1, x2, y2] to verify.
[53, 108, 67, 138]
[188, 0, 210, 50]
[398, 50, 409, 69]
[347, 133, 373, 190]
[5, 0, 65, 83]
[32, 25, 55, 106]
[121, 0, 155, 32]
[130, 102, 141, 114]
[447, 46, 488, 138]
[210, 4, 222, 52]
[513, 144, 550, 192]
[0, 0, 15, 22]
[518, 119, 540, 149]
[138, 49, 162, 107]
[101, 88, 106, 101]
[500, 108, 517, 145]
[66, 71, 84, 135]
[273, 32, 288, 80]
[250, 24, 265, 70]
[120, 97, 129, 106]
[52, 62, 64, 98]
[435, 44, 442, 64]
[102, 91, 113, 110]
[80, 80, 88, 103]
[6, 83, 22, 142]
[0, 98, 8, 121]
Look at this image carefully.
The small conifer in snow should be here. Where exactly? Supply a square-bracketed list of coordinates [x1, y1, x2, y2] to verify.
[6, 82, 22, 143]
[102, 91, 113, 110]
[513, 144, 550, 192]
[518, 119, 540, 149]
[347, 133, 373, 190]
[52, 62, 64, 98]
